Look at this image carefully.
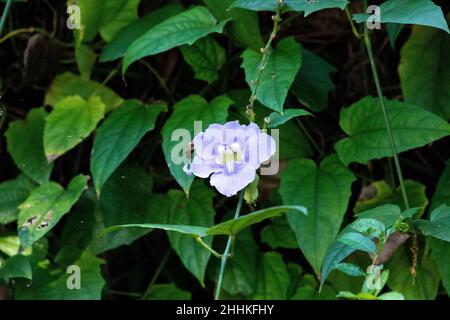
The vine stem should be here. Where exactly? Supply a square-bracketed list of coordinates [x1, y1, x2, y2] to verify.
[246, 0, 283, 121]
[362, 16, 410, 210]
[214, 191, 244, 300]
[0, 0, 12, 35]
[142, 249, 172, 300]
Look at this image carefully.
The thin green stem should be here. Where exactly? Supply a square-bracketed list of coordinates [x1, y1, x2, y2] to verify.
[345, 7, 362, 40]
[139, 60, 174, 103]
[195, 236, 223, 258]
[214, 191, 244, 300]
[142, 249, 172, 299]
[363, 22, 410, 210]
[246, 0, 282, 121]
[0, 0, 13, 35]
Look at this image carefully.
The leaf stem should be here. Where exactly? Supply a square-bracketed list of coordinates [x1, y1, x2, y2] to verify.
[214, 191, 244, 300]
[246, 0, 283, 121]
[295, 118, 323, 158]
[195, 236, 223, 258]
[344, 7, 362, 40]
[362, 20, 410, 210]
[0, 0, 12, 36]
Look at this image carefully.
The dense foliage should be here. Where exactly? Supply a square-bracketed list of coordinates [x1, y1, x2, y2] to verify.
[0, 0, 449, 300]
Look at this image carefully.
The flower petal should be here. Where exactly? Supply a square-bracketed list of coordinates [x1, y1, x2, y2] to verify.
[210, 165, 256, 197]
[246, 132, 276, 165]
[188, 156, 221, 178]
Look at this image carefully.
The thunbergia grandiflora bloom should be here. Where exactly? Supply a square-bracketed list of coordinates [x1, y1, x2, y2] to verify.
[184, 121, 276, 197]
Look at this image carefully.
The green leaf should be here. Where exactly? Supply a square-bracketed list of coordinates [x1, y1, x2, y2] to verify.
[45, 72, 123, 112]
[278, 120, 312, 159]
[76, 0, 140, 42]
[100, 3, 184, 62]
[387, 245, 439, 300]
[15, 251, 105, 300]
[241, 37, 302, 113]
[98, 0, 140, 42]
[92, 167, 171, 254]
[91, 100, 165, 194]
[416, 205, 450, 242]
[354, 180, 428, 216]
[353, 0, 449, 33]
[17, 175, 88, 248]
[161, 95, 232, 194]
[280, 154, 355, 272]
[44, 95, 105, 161]
[431, 161, 450, 212]
[232, 0, 348, 16]
[75, 43, 97, 80]
[145, 283, 191, 300]
[334, 96, 450, 165]
[261, 216, 298, 249]
[123, 6, 229, 74]
[431, 239, 450, 296]
[0, 254, 32, 281]
[334, 263, 365, 277]
[5, 108, 54, 184]
[166, 182, 215, 286]
[337, 232, 376, 255]
[377, 291, 405, 300]
[267, 109, 312, 128]
[320, 241, 356, 290]
[203, 0, 263, 50]
[180, 36, 226, 83]
[355, 204, 403, 228]
[220, 229, 259, 296]
[399, 23, 450, 119]
[207, 205, 307, 236]
[0, 236, 21, 256]
[387, 23, 404, 48]
[291, 49, 336, 112]
[103, 223, 208, 238]
[250, 252, 290, 299]
[0, 175, 36, 225]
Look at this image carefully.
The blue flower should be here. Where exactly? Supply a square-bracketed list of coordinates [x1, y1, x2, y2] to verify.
[184, 121, 276, 197]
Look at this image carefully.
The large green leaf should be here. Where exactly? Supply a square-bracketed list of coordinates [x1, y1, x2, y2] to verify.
[232, 0, 348, 16]
[416, 205, 450, 242]
[44, 95, 105, 161]
[92, 167, 171, 254]
[76, 0, 140, 42]
[387, 245, 439, 300]
[91, 100, 165, 194]
[17, 175, 88, 248]
[180, 36, 226, 83]
[207, 205, 307, 236]
[0, 175, 36, 225]
[334, 96, 450, 165]
[5, 109, 53, 184]
[15, 251, 105, 300]
[278, 120, 312, 159]
[279, 154, 355, 272]
[291, 49, 336, 112]
[0, 254, 32, 281]
[250, 252, 290, 299]
[399, 23, 450, 119]
[45, 72, 123, 112]
[165, 182, 215, 286]
[337, 232, 376, 255]
[261, 216, 298, 249]
[203, 0, 262, 50]
[431, 239, 450, 296]
[100, 3, 184, 62]
[161, 95, 232, 194]
[241, 37, 302, 113]
[353, 0, 449, 33]
[123, 6, 228, 74]
[219, 229, 259, 296]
